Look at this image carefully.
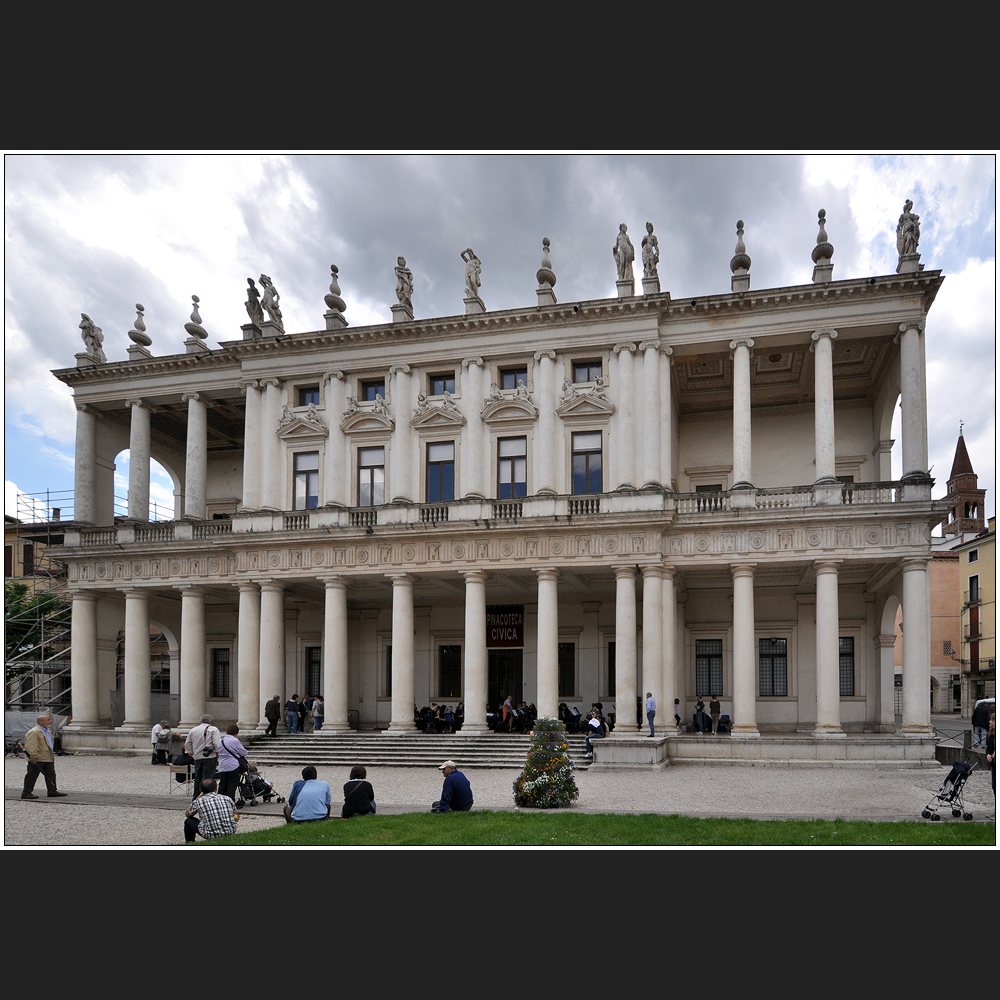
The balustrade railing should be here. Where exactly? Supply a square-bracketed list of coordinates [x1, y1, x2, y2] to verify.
[568, 497, 600, 515]
[492, 502, 523, 519]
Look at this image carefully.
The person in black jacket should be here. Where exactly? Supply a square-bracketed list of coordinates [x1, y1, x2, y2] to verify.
[342, 765, 376, 818]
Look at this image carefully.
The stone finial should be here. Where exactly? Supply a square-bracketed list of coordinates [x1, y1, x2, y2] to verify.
[78, 313, 107, 364]
[895, 199, 923, 274]
[461, 247, 485, 314]
[730, 220, 751, 292]
[536, 237, 557, 306]
[811, 209, 834, 282]
[259, 274, 284, 333]
[128, 304, 151, 346]
[184, 295, 208, 339]
[324, 264, 348, 330]
[392, 256, 414, 322]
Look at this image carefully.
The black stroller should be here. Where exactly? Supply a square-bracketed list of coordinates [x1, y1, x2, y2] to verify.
[235, 766, 285, 809]
[921, 760, 979, 821]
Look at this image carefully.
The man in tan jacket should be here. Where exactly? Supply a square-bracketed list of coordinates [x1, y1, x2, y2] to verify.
[22, 715, 67, 799]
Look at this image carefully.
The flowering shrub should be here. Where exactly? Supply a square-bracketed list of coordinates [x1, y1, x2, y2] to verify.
[512, 716, 579, 809]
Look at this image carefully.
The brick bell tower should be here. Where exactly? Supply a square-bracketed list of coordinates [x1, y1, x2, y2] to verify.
[943, 428, 986, 537]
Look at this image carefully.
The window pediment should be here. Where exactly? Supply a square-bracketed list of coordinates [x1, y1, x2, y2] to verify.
[410, 401, 466, 431]
[481, 397, 538, 425]
[341, 408, 394, 434]
[277, 405, 328, 440]
[556, 392, 614, 422]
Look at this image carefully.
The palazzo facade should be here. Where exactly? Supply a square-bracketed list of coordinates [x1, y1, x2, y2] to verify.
[54, 227, 949, 746]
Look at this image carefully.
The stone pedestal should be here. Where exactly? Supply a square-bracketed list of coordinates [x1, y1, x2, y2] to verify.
[325, 310, 348, 330]
[185, 337, 208, 354]
[241, 323, 261, 340]
[812, 261, 834, 282]
[391, 303, 413, 323]
[75, 352, 103, 368]
[616, 278, 635, 299]
[536, 285, 557, 306]
[464, 296, 485, 315]
[642, 276, 660, 295]
[896, 253, 923, 274]
[127, 344, 152, 361]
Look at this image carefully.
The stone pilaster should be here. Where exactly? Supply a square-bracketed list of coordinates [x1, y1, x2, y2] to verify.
[730, 563, 759, 737]
[814, 560, 845, 736]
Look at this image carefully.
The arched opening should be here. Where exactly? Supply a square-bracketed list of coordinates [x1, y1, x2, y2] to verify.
[113, 450, 181, 520]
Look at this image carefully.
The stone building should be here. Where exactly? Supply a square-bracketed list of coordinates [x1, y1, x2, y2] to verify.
[52, 211, 950, 763]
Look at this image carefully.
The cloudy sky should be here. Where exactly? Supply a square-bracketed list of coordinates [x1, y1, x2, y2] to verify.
[4, 153, 995, 524]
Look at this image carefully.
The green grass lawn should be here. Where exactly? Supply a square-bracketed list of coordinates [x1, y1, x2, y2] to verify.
[190, 811, 996, 847]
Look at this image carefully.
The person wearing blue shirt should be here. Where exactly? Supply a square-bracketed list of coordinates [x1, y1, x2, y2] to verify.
[283, 765, 332, 822]
[431, 759, 473, 813]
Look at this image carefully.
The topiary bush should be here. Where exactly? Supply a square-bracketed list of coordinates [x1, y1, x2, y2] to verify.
[512, 716, 579, 808]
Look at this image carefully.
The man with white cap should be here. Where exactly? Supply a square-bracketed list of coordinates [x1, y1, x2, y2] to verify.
[431, 759, 473, 813]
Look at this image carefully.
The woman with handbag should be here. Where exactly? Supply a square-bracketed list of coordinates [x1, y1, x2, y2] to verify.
[217, 724, 250, 800]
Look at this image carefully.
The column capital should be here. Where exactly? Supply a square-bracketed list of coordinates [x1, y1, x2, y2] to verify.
[386, 571, 411, 584]
[730, 562, 757, 579]
[729, 337, 754, 353]
[660, 344, 673, 358]
[69, 588, 99, 602]
[321, 574, 347, 590]
[873, 633, 897, 650]
[902, 555, 931, 572]
[258, 579, 286, 593]
[642, 564, 664, 580]
[238, 378, 259, 393]
[125, 397, 147, 410]
[615, 565, 636, 581]
[660, 565, 677, 581]
[259, 377, 282, 389]
[535, 567, 560, 582]
[814, 558, 843, 573]
[75, 402, 98, 415]
[613, 342, 636, 355]
[322, 369, 345, 382]
[638, 339, 661, 352]
[120, 585, 149, 598]
[533, 350, 556, 362]
[237, 580, 260, 594]
[898, 319, 925, 335]
[175, 583, 206, 595]
[811, 328, 838, 344]
[462, 356, 484, 369]
[463, 569, 489, 584]
[181, 391, 209, 404]
[389, 364, 411, 375]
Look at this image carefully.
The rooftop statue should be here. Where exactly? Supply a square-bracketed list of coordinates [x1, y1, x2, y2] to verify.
[461, 247, 482, 300]
[79, 313, 107, 363]
[245, 278, 264, 326]
[395, 256, 414, 309]
[641, 222, 659, 279]
[896, 199, 920, 257]
[259, 274, 284, 331]
[613, 223, 635, 281]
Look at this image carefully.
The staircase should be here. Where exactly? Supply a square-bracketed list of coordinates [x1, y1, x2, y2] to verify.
[241, 730, 593, 770]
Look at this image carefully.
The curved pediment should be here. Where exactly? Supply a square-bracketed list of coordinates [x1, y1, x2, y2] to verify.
[410, 403, 466, 431]
[481, 397, 538, 425]
[556, 391, 615, 422]
[341, 410, 395, 434]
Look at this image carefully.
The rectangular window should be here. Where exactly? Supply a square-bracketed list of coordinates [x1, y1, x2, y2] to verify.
[361, 379, 386, 402]
[298, 385, 320, 406]
[294, 452, 320, 510]
[500, 367, 528, 391]
[358, 447, 385, 506]
[607, 641, 616, 697]
[968, 549, 979, 563]
[558, 642, 575, 698]
[4, 545, 12, 578]
[839, 636, 855, 697]
[573, 360, 602, 383]
[696, 639, 724, 696]
[430, 372, 455, 396]
[438, 645, 462, 699]
[969, 575, 980, 603]
[498, 437, 527, 499]
[22, 543, 34, 576]
[758, 638, 788, 697]
[305, 646, 321, 697]
[572, 432, 602, 495]
[427, 442, 455, 502]
[210, 648, 231, 698]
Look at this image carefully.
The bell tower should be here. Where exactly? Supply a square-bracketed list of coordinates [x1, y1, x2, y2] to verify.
[942, 428, 986, 537]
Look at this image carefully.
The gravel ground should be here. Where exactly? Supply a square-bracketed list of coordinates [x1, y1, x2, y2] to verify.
[5, 754, 995, 847]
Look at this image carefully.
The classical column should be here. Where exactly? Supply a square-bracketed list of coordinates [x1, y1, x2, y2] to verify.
[322, 371, 347, 505]
[462, 359, 485, 498]
[178, 585, 207, 727]
[614, 567, 638, 733]
[812, 329, 840, 502]
[387, 574, 416, 733]
[120, 587, 151, 729]
[901, 557, 932, 733]
[899, 321, 928, 479]
[69, 591, 100, 726]
[259, 581, 286, 721]
[462, 571, 489, 733]
[536, 568, 560, 718]
[240, 380, 261, 510]
[873, 633, 897, 734]
[640, 340, 661, 487]
[389, 365, 413, 502]
[74, 405, 98, 525]
[534, 351, 557, 494]
[731, 563, 759, 736]
[236, 582, 261, 729]
[182, 392, 208, 520]
[126, 398, 150, 521]
[642, 566, 663, 732]
[613, 344, 636, 489]
[814, 560, 845, 736]
[730, 339, 754, 492]
[660, 347, 674, 492]
[323, 576, 351, 732]
[661, 567, 677, 730]
[260, 378, 283, 510]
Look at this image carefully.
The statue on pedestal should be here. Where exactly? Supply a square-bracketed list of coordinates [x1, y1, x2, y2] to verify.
[613, 223, 635, 281]
[245, 279, 264, 326]
[641, 222, 659, 279]
[395, 256, 414, 310]
[896, 200, 921, 257]
[79, 314, 107, 362]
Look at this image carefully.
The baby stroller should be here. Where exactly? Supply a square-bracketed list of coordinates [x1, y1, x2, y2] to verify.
[921, 759, 979, 821]
[235, 765, 285, 809]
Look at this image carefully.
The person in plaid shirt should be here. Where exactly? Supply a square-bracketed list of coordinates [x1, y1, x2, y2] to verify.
[184, 779, 239, 843]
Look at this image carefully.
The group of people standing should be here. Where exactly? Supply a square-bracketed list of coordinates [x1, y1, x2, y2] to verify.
[417, 702, 464, 733]
[265, 694, 324, 735]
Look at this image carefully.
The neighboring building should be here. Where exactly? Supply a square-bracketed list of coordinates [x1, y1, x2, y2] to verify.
[956, 517, 995, 715]
[47, 211, 949, 759]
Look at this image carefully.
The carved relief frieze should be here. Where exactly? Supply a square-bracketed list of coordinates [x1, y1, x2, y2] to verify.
[835, 527, 853, 547]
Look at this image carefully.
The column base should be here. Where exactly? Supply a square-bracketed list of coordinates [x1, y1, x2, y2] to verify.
[458, 723, 491, 735]
[812, 481, 843, 506]
[117, 722, 151, 732]
[384, 724, 418, 735]
[900, 724, 934, 735]
[729, 724, 760, 738]
[318, 722, 353, 733]
[812, 725, 846, 738]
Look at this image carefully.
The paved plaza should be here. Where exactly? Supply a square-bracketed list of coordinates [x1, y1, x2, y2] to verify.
[4, 752, 995, 847]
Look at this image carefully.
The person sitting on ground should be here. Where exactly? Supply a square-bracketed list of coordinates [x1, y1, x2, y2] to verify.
[342, 764, 377, 818]
[284, 765, 331, 823]
[184, 778, 238, 842]
[431, 759, 473, 813]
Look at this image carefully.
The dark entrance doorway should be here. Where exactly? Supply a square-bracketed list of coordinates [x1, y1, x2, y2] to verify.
[488, 648, 523, 715]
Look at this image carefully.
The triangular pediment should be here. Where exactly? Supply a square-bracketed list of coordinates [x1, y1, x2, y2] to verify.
[481, 397, 538, 424]
[277, 414, 329, 439]
[341, 410, 395, 434]
[556, 392, 615, 421]
[410, 404, 466, 430]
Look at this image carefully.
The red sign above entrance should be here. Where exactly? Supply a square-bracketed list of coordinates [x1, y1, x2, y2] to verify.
[487, 605, 524, 647]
